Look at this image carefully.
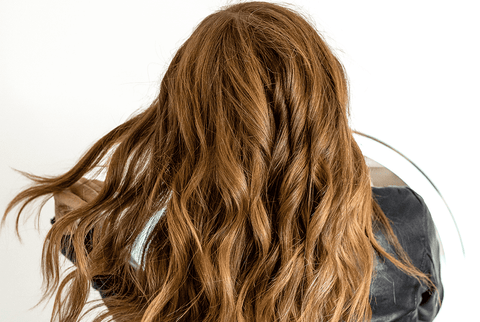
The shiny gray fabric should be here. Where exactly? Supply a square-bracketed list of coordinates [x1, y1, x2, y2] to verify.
[370, 186, 443, 321]
[54, 186, 443, 321]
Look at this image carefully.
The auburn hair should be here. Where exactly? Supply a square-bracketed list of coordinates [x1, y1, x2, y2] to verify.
[3, 1, 436, 321]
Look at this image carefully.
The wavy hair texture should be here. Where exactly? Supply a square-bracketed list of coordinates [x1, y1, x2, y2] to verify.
[3, 1, 437, 322]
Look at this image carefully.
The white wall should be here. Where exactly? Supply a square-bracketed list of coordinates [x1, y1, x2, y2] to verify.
[1, 0, 478, 321]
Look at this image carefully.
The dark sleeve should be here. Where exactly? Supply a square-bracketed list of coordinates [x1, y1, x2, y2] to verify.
[405, 188, 444, 321]
[50, 217, 115, 298]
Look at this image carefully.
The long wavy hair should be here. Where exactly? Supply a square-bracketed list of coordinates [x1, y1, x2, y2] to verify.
[3, 1, 436, 321]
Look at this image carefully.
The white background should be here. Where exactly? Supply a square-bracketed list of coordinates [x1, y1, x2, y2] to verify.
[1, 0, 479, 321]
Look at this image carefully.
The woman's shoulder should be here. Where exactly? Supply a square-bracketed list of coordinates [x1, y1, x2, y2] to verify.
[372, 186, 428, 221]
[369, 186, 443, 321]
[372, 185, 434, 243]
[371, 185, 433, 266]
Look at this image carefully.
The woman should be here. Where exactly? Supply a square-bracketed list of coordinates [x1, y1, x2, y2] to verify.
[3, 1, 443, 321]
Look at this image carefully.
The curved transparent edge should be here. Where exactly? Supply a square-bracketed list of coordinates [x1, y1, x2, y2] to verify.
[353, 131, 465, 265]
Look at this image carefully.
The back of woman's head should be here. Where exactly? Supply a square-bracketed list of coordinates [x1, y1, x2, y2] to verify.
[3, 1, 434, 322]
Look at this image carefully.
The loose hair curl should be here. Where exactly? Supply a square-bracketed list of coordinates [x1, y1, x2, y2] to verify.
[3, 1, 435, 321]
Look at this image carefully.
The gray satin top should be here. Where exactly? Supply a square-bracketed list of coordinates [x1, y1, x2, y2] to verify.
[369, 186, 443, 321]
